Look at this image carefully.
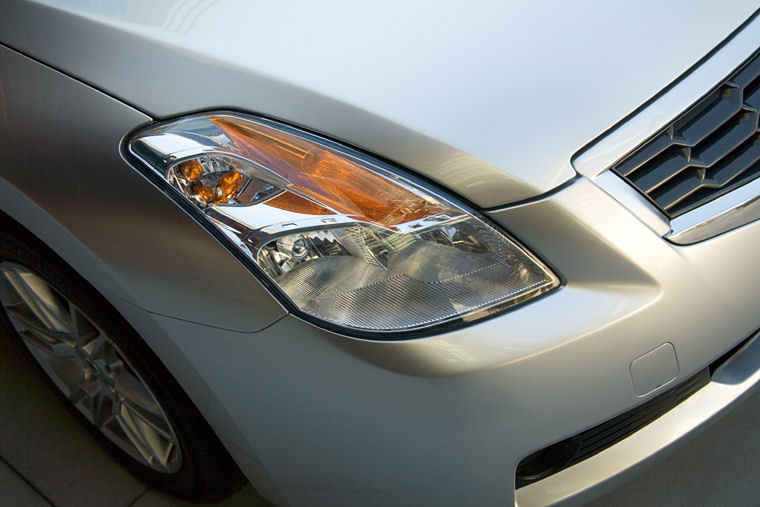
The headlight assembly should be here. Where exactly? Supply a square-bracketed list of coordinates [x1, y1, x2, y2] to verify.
[126, 113, 559, 336]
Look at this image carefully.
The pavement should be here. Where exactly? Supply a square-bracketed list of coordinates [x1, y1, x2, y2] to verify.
[1, 325, 758, 506]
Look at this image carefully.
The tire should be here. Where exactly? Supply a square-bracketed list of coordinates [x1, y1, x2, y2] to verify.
[0, 220, 247, 502]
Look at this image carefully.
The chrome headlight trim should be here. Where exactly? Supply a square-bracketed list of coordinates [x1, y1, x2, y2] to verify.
[121, 111, 561, 339]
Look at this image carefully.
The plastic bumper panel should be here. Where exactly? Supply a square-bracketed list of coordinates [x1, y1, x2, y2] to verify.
[516, 329, 760, 506]
[98, 175, 760, 506]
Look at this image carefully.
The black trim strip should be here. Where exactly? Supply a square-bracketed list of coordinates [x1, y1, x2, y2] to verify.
[516, 327, 760, 489]
[516, 369, 710, 489]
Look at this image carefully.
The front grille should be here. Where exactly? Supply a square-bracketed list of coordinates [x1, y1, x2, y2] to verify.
[612, 50, 760, 219]
[516, 369, 710, 488]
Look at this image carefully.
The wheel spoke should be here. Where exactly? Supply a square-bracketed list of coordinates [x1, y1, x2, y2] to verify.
[68, 382, 88, 405]
[0, 261, 181, 474]
[69, 305, 99, 350]
[0, 266, 70, 332]
[114, 411, 155, 465]
[121, 398, 174, 441]
[113, 368, 163, 417]
[0, 270, 20, 305]
[115, 406, 173, 470]
[4, 303, 68, 340]
[17, 327, 76, 359]
[84, 332, 108, 361]
[89, 387, 114, 429]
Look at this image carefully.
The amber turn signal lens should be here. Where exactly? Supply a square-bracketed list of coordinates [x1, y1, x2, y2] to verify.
[211, 117, 443, 228]
[215, 171, 246, 203]
[188, 182, 215, 202]
[265, 191, 333, 216]
[178, 159, 203, 181]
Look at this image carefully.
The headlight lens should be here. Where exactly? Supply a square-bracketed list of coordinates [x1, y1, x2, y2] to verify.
[127, 113, 559, 335]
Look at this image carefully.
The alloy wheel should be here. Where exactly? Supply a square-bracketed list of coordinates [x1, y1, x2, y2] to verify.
[0, 261, 182, 473]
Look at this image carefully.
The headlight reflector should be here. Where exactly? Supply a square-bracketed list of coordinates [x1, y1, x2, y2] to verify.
[127, 113, 559, 335]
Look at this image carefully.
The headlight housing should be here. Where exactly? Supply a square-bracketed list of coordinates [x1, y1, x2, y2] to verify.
[126, 113, 559, 336]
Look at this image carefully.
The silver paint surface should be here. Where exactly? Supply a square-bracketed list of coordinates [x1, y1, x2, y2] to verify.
[0, 0, 757, 206]
[629, 343, 679, 397]
[0, 45, 286, 331]
[1, 2, 760, 506]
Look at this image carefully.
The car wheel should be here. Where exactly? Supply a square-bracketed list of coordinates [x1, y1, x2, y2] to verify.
[0, 223, 247, 502]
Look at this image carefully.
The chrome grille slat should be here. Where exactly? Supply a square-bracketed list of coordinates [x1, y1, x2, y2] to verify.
[612, 50, 760, 219]
[692, 110, 758, 166]
[744, 80, 760, 108]
[614, 133, 674, 177]
[629, 147, 692, 192]
[675, 86, 742, 146]
[654, 138, 760, 211]
[671, 161, 760, 217]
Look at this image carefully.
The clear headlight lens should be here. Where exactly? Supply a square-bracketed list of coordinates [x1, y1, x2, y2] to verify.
[127, 113, 559, 334]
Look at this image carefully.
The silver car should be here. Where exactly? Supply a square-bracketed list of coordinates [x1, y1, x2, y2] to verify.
[1, 1, 760, 505]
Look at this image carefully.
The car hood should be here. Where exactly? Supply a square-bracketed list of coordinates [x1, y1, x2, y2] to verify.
[1, 0, 758, 206]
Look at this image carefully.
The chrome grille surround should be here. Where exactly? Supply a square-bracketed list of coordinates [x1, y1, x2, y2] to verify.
[612, 50, 760, 220]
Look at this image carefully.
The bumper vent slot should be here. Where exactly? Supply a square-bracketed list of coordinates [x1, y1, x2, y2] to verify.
[516, 369, 710, 489]
[612, 51, 760, 218]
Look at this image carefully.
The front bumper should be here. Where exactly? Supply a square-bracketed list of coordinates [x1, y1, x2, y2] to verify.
[518, 329, 760, 506]
[104, 173, 760, 506]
